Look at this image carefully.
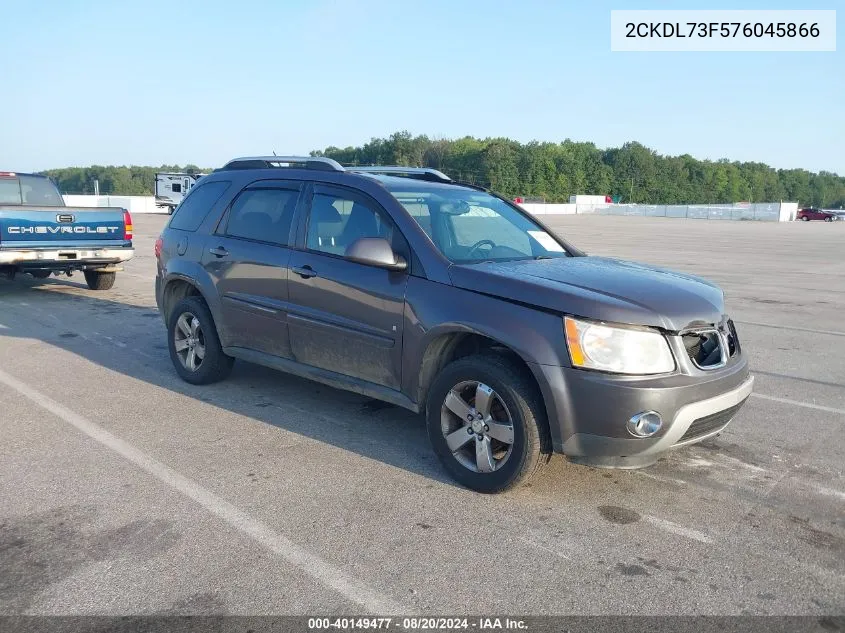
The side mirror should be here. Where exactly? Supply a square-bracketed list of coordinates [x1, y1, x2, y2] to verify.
[345, 237, 408, 271]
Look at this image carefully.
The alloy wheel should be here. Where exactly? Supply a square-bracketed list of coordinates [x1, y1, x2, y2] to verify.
[440, 380, 515, 473]
[173, 312, 206, 372]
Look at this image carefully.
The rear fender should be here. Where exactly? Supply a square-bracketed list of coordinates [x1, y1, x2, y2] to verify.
[161, 260, 227, 344]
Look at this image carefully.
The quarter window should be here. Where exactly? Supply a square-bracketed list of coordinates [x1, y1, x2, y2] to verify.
[169, 181, 231, 232]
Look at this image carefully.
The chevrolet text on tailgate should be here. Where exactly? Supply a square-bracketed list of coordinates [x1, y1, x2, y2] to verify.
[155, 156, 753, 493]
[0, 171, 134, 289]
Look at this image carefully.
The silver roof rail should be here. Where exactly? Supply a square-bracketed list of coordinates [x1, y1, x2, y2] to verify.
[221, 156, 345, 172]
[348, 166, 452, 183]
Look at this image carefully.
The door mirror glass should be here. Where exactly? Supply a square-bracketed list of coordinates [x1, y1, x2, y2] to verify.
[345, 237, 407, 271]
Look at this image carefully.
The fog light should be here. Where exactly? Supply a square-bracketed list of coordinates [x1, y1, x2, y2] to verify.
[627, 411, 663, 437]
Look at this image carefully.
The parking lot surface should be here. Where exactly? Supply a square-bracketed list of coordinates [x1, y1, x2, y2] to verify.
[1, 214, 843, 616]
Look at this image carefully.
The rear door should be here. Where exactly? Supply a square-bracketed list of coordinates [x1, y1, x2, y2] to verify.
[201, 179, 303, 359]
[286, 184, 409, 390]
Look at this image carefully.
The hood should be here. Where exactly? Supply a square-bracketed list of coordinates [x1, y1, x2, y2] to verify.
[448, 256, 725, 331]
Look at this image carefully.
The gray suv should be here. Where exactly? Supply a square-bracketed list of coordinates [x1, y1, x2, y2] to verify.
[155, 156, 753, 493]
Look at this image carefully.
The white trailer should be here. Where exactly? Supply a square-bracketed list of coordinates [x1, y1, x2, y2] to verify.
[154, 173, 205, 213]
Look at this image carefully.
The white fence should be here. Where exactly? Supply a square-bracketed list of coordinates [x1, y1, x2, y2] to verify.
[61, 194, 802, 222]
[62, 195, 166, 214]
[521, 201, 799, 222]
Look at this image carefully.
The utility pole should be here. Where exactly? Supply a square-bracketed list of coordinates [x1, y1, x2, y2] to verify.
[93, 179, 100, 196]
[629, 177, 634, 203]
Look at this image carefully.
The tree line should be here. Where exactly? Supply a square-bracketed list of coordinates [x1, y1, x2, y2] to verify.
[41, 132, 844, 207]
[314, 132, 845, 207]
[43, 165, 206, 196]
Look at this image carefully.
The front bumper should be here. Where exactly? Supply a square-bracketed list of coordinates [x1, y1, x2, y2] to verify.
[0, 247, 135, 268]
[530, 354, 753, 468]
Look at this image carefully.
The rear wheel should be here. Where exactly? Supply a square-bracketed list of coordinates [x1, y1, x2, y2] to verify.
[801, 216, 809, 221]
[83, 270, 116, 290]
[168, 296, 233, 385]
[426, 354, 551, 493]
[29, 270, 52, 279]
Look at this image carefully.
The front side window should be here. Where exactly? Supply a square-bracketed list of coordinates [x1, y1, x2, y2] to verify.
[306, 193, 394, 257]
[387, 184, 569, 263]
[225, 188, 299, 246]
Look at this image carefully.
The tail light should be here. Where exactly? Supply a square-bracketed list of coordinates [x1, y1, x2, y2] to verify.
[154, 236, 163, 259]
[123, 209, 133, 241]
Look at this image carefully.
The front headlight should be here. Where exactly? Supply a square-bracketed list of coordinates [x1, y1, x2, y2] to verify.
[564, 316, 675, 375]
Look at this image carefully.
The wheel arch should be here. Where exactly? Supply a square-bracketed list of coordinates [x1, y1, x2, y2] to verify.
[413, 326, 557, 443]
[161, 271, 227, 344]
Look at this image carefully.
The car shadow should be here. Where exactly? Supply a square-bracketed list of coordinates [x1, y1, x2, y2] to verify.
[0, 275, 458, 488]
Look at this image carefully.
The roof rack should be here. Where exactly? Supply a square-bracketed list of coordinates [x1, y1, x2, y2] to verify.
[347, 166, 453, 183]
[220, 156, 344, 172]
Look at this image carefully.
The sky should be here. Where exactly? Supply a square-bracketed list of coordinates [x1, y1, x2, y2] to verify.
[1, 0, 842, 174]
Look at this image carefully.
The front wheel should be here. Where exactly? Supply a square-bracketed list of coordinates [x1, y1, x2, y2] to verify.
[167, 297, 233, 385]
[426, 354, 551, 493]
[83, 270, 116, 290]
[825, 216, 833, 222]
[801, 216, 809, 221]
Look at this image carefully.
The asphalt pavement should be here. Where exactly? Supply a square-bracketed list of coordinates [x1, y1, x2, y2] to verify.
[0, 214, 842, 616]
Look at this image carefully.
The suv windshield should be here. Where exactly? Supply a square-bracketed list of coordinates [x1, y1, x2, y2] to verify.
[0, 175, 65, 206]
[382, 180, 569, 263]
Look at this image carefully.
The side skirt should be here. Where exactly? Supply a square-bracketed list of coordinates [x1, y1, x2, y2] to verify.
[223, 346, 420, 414]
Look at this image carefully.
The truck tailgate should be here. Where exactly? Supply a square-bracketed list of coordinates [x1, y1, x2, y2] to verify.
[0, 206, 129, 248]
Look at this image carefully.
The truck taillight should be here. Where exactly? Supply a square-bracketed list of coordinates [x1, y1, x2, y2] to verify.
[123, 210, 133, 241]
[154, 237, 163, 259]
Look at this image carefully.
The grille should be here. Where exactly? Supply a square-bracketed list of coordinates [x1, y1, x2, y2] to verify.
[682, 330, 723, 368]
[677, 399, 747, 444]
[726, 319, 740, 356]
[681, 319, 740, 369]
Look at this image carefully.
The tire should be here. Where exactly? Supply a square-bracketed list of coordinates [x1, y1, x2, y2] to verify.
[167, 296, 233, 385]
[801, 216, 809, 221]
[825, 216, 832, 222]
[426, 354, 551, 493]
[30, 270, 52, 279]
[83, 270, 116, 290]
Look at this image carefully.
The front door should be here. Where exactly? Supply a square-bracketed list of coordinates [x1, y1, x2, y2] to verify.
[287, 184, 409, 389]
[202, 180, 303, 359]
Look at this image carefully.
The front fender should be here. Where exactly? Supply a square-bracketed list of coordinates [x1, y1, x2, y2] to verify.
[401, 276, 570, 405]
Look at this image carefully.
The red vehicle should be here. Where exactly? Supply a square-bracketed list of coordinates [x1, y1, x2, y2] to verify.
[797, 207, 837, 222]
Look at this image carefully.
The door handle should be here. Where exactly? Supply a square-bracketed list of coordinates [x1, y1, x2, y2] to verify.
[208, 246, 229, 258]
[292, 265, 317, 279]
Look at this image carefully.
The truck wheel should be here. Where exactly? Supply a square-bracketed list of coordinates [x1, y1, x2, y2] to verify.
[30, 270, 52, 279]
[83, 271, 116, 290]
[426, 354, 551, 493]
[168, 297, 234, 385]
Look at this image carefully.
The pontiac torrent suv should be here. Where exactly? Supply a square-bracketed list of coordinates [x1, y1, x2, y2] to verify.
[155, 156, 753, 493]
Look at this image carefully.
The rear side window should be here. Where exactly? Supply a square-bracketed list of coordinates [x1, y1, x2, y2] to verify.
[169, 181, 231, 231]
[225, 188, 299, 246]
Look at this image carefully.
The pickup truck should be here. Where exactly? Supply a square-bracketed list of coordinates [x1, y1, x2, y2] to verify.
[0, 171, 134, 290]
